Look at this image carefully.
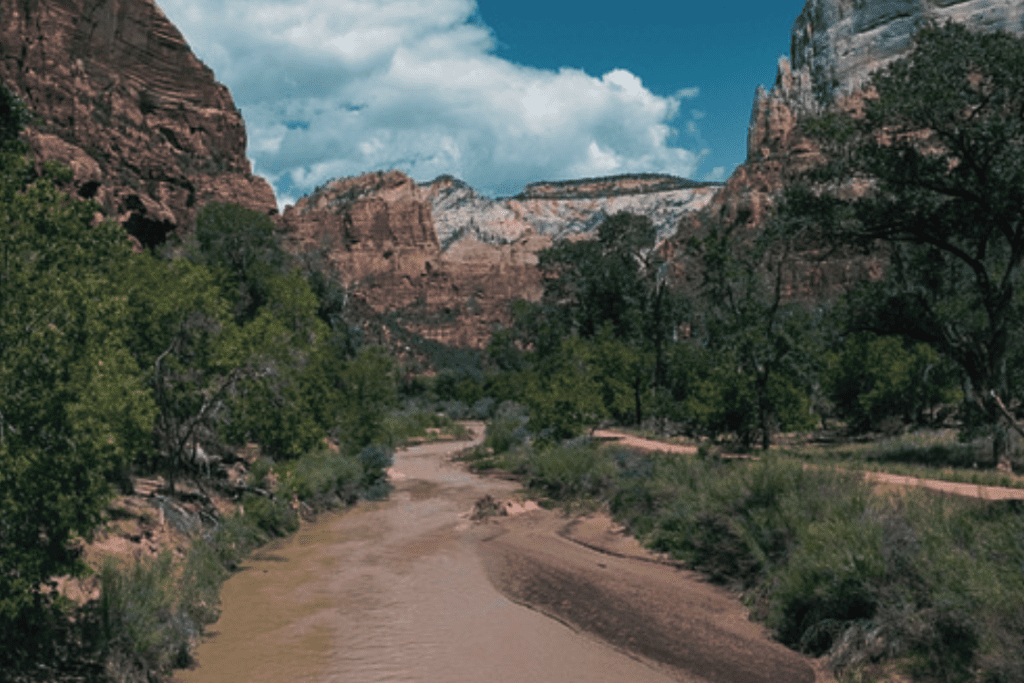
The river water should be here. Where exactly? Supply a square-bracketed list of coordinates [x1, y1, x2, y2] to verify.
[175, 434, 688, 683]
[175, 431, 820, 683]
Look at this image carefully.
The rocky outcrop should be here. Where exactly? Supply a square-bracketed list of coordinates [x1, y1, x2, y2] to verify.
[277, 171, 542, 348]
[0, 0, 277, 247]
[791, 0, 1024, 106]
[278, 171, 721, 348]
[424, 174, 720, 250]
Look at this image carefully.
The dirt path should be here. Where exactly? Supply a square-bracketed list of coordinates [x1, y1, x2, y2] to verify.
[176, 426, 830, 683]
[595, 429, 1024, 501]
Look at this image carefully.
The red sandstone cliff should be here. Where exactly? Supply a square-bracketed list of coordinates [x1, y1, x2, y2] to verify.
[0, 0, 277, 247]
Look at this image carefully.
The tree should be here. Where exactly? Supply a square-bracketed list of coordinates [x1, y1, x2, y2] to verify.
[536, 212, 685, 423]
[787, 22, 1024, 468]
[117, 254, 241, 491]
[193, 202, 288, 324]
[685, 217, 821, 449]
[0, 87, 154, 630]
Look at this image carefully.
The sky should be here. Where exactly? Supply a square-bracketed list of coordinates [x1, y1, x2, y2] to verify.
[155, 0, 805, 207]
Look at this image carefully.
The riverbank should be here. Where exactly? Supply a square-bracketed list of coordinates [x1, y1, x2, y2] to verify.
[175, 426, 833, 683]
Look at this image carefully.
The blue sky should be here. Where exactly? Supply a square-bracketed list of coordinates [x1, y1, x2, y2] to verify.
[156, 0, 803, 206]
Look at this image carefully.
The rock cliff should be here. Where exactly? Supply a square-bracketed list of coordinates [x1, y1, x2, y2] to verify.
[0, 0, 277, 247]
[279, 171, 721, 348]
[423, 174, 719, 250]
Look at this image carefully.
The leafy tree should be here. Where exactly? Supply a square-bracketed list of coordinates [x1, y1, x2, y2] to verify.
[535, 212, 684, 423]
[685, 217, 821, 449]
[193, 202, 288, 324]
[787, 22, 1024, 468]
[521, 337, 607, 440]
[824, 333, 962, 432]
[116, 254, 242, 490]
[0, 91, 153, 630]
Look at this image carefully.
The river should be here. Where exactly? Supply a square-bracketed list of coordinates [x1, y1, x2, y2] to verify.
[175, 428, 823, 683]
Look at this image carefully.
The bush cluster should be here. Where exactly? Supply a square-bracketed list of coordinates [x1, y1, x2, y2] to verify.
[517, 438, 1024, 681]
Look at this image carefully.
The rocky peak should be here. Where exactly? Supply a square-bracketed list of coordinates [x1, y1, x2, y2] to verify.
[790, 0, 1024, 107]
[422, 173, 720, 252]
[283, 170, 438, 252]
[0, 0, 277, 247]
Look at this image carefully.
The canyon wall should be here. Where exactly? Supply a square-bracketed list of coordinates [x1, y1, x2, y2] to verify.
[0, 0, 277, 248]
[279, 171, 719, 348]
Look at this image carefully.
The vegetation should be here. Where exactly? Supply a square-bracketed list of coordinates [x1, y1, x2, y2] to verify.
[782, 22, 1024, 469]
[498, 437, 1024, 682]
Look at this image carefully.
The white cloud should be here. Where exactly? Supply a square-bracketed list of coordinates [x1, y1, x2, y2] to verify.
[157, 0, 706, 204]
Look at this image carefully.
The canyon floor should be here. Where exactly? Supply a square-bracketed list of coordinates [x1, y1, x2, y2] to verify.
[173, 426, 831, 683]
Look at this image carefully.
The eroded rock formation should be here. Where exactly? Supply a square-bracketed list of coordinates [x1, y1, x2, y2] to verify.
[0, 0, 277, 247]
[278, 171, 721, 348]
[424, 173, 719, 250]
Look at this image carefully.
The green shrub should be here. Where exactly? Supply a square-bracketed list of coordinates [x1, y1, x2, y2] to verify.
[526, 439, 616, 499]
[277, 448, 363, 508]
[358, 444, 394, 500]
[91, 553, 196, 678]
[239, 493, 298, 538]
[484, 401, 530, 454]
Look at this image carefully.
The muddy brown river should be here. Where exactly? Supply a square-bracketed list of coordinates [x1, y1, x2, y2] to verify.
[175, 428, 825, 683]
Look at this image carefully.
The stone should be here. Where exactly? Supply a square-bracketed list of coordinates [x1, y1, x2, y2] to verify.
[0, 0, 277, 246]
[277, 170, 723, 349]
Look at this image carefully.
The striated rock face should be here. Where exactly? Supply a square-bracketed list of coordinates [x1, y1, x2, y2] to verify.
[668, 0, 1024, 301]
[277, 170, 543, 348]
[424, 174, 720, 250]
[279, 171, 721, 348]
[0, 0, 277, 246]
[791, 0, 1024, 106]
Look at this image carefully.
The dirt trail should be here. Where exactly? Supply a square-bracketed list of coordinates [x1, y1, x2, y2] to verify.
[177, 426, 829, 683]
[596, 429, 1024, 501]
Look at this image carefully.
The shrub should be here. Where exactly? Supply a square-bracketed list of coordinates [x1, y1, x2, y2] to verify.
[484, 401, 530, 455]
[526, 439, 616, 499]
[90, 553, 197, 678]
[239, 493, 298, 538]
[277, 448, 363, 508]
[358, 444, 394, 500]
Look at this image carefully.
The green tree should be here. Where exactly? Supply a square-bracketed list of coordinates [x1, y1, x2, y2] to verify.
[535, 212, 684, 423]
[0, 90, 153, 630]
[521, 337, 607, 440]
[116, 254, 242, 491]
[824, 333, 962, 433]
[787, 22, 1024, 468]
[686, 217, 821, 449]
[193, 202, 288, 324]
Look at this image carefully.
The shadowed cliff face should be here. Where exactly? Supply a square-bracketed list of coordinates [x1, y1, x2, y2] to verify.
[666, 0, 1024, 302]
[0, 0, 277, 246]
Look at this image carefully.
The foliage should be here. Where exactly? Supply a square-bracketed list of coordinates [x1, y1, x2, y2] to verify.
[275, 448, 364, 508]
[685, 214, 822, 448]
[520, 337, 606, 440]
[533, 212, 685, 423]
[788, 22, 1024, 467]
[358, 443, 394, 500]
[0, 105, 154, 625]
[484, 401, 531, 455]
[824, 333, 962, 433]
[192, 202, 288, 324]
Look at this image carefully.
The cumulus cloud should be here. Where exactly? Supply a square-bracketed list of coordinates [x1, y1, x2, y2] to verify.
[158, 0, 708, 205]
